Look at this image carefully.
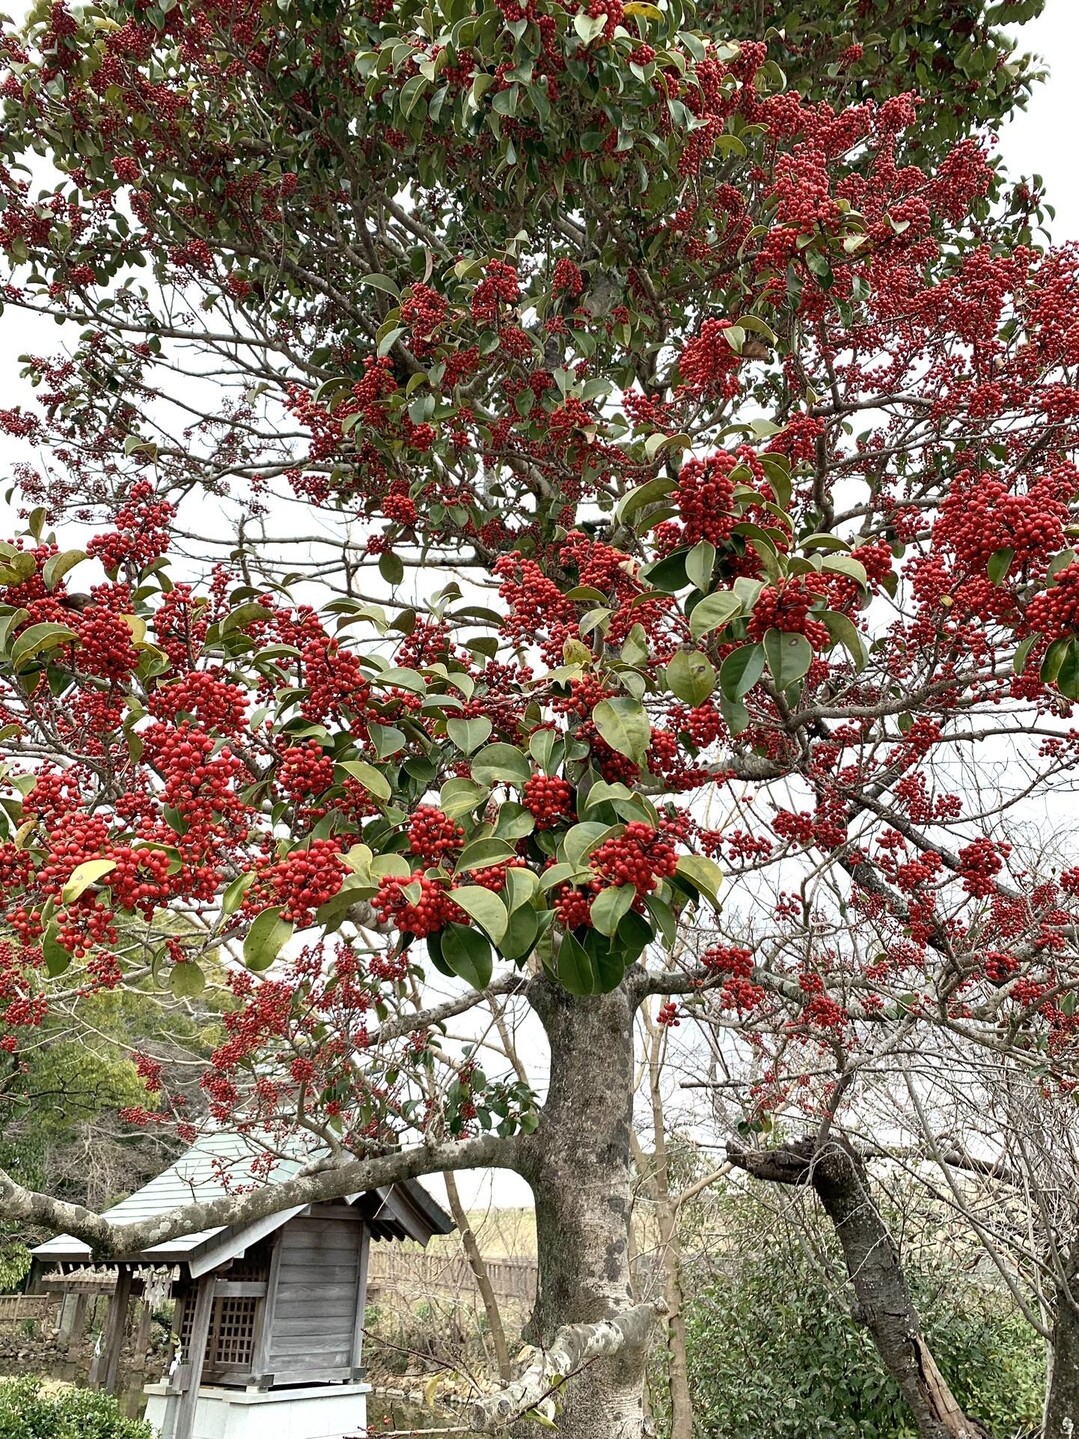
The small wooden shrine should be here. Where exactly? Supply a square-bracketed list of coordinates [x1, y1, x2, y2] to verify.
[29, 1131, 452, 1439]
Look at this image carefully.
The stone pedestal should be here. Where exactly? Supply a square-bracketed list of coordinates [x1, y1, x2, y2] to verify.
[143, 1382, 370, 1439]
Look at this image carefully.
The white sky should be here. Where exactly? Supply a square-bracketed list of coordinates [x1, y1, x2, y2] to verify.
[0, 4, 1076, 1213]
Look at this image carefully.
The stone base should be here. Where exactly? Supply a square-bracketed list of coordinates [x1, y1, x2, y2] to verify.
[143, 1381, 370, 1439]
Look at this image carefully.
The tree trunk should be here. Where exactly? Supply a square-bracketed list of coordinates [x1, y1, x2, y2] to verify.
[515, 975, 653, 1439]
[1045, 1239, 1079, 1439]
[444, 1169, 513, 1382]
[729, 1137, 989, 1439]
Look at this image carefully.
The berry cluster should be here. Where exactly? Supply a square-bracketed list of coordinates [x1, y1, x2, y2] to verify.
[522, 774, 574, 829]
[591, 822, 679, 897]
[408, 806, 465, 864]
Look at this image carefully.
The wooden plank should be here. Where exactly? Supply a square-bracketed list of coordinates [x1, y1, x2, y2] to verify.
[272, 1317, 355, 1341]
[352, 1224, 370, 1376]
[269, 1289, 356, 1312]
[211, 1280, 267, 1298]
[97, 1267, 133, 1396]
[175, 1277, 215, 1439]
[277, 1239, 362, 1261]
[269, 1336, 352, 1358]
[251, 1232, 283, 1384]
[267, 1366, 352, 1385]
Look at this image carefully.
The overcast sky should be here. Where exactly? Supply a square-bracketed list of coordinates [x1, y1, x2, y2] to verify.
[1002, 0, 1079, 241]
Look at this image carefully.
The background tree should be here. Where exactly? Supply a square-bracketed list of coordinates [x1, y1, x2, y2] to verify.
[0, 0, 1072, 1435]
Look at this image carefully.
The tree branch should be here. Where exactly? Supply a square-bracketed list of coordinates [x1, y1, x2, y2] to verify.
[0, 1132, 517, 1257]
[468, 1302, 664, 1433]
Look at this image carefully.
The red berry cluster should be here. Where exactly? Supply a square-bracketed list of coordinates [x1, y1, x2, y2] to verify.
[271, 840, 345, 924]
[471, 260, 519, 326]
[400, 283, 448, 345]
[747, 580, 829, 650]
[277, 741, 334, 799]
[673, 454, 737, 549]
[957, 837, 1009, 898]
[111, 155, 141, 185]
[86, 480, 174, 574]
[373, 872, 466, 938]
[408, 806, 464, 864]
[552, 258, 583, 298]
[656, 1001, 680, 1027]
[701, 944, 753, 976]
[522, 774, 574, 829]
[592, 822, 679, 897]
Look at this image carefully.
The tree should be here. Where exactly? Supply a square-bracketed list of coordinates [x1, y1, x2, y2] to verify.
[0, 0, 1072, 1434]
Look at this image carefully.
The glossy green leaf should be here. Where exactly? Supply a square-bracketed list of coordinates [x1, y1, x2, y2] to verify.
[666, 649, 716, 706]
[62, 857, 117, 903]
[440, 921, 494, 989]
[244, 907, 294, 972]
[590, 883, 636, 937]
[763, 629, 813, 690]
[688, 590, 742, 641]
[451, 885, 508, 945]
[592, 697, 650, 764]
[470, 742, 531, 788]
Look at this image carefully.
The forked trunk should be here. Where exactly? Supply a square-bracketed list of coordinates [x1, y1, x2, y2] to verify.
[515, 975, 650, 1439]
[730, 1137, 989, 1439]
[1045, 1241, 1079, 1439]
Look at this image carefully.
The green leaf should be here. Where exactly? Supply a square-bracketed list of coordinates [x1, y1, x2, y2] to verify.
[455, 838, 516, 873]
[244, 907, 294, 972]
[720, 644, 765, 701]
[763, 629, 813, 690]
[42, 925, 71, 978]
[440, 776, 490, 818]
[988, 547, 1014, 585]
[62, 858, 117, 903]
[494, 802, 536, 841]
[42, 549, 86, 592]
[221, 870, 256, 917]
[688, 590, 742, 641]
[358, 272, 401, 298]
[555, 928, 598, 994]
[592, 697, 650, 764]
[573, 11, 607, 43]
[368, 722, 406, 759]
[379, 550, 405, 587]
[501, 905, 541, 962]
[1058, 640, 1079, 701]
[819, 611, 867, 672]
[590, 883, 636, 937]
[470, 742, 531, 788]
[170, 961, 207, 998]
[440, 921, 493, 989]
[685, 539, 716, 593]
[675, 854, 724, 907]
[820, 554, 869, 587]
[562, 821, 615, 868]
[447, 716, 493, 753]
[451, 886, 508, 945]
[666, 650, 716, 706]
[10, 622, 78, 671]
[336, 760, 392, 803]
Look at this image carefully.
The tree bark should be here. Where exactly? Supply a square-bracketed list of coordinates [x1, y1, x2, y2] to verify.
[513, 975, 655, 1439]
[729, 1137, 989, 1439]
[1045, 1237, 1079, 1439]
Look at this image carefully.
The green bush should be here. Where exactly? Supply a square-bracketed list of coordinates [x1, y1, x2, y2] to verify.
[675, 1258, 1042, 1439]
[0, 1377, 153, 1439]
[649, 1188, 1044, 1439]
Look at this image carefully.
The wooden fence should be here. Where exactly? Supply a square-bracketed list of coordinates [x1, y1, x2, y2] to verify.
[367, 1250, 537, 1307]
[0, 1294, 58, 1325]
